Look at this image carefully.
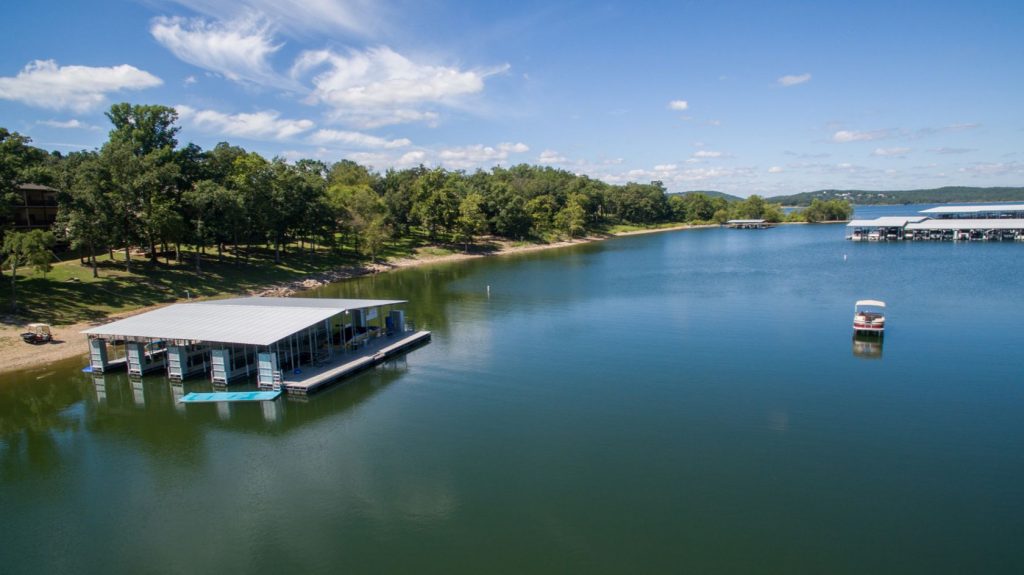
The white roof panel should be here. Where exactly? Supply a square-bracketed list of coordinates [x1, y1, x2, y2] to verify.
[855, 300, 886, 308]
[82, 297, 406, 346]
[906, 219, 1024, 230]
[847, 216, 927, 227]
[919, 204, 1024, 214]
[196, 296, 405, 309]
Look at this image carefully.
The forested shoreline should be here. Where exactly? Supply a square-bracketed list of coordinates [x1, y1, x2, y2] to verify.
[0, 103, 852, 318]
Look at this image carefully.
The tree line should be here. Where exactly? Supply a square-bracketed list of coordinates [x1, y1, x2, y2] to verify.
[1, 103, 852, 281]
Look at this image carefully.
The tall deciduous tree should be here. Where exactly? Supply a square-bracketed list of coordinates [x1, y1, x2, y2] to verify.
[455, 192, 488, 251]
[2, 229, 55, 312]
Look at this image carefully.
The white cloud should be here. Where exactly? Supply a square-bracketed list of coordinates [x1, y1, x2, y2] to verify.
[176, 105, 314, 140]
[832, 129, 890, 143]
[777, 73, 811, 87]
[437, 142, 528, 169]
[341, 110, 440, 130]
[292, 46, 506, 127]
[653, 164, 677, 171]
[398, 150, 428, 166]
[38, 119, 96, 130]
[308, 129, 410, 149]
[151, 15, 291, 87]
[692, 150, 723, 159]
[768, 166, 784, 173]
[958, 162, 1022, 176]
[0, 59, 161, 112]
[872, 147, 911, 157]
[165, 0, 386, 37]
[184, 75, 198, 85]
[538, 150, 567, 164]
[930, 147, 976, 155]
[668, 100, 688, 111]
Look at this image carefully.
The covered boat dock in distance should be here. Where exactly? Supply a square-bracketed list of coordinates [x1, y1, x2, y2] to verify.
[846, 216, 927, 241]
[726, 219, 772, 229]
[847, 204, 1024, 242]
[919, 204, 1024, 219]
[82, 297, 431, 396]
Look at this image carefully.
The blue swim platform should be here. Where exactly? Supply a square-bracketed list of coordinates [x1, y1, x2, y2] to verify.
[179, 391, 281, 403]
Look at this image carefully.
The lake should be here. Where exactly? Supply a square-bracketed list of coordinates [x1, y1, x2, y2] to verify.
[2, 207, 1023, 573]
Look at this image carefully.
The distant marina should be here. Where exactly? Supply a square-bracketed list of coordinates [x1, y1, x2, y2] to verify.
[847, 204, 1024, 241]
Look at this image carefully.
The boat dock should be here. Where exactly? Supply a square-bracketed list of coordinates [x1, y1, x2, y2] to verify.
[277, 330, 431, 396]
[726, 219, 772, 229]
[82, 297, 430, 396]
[848, 204, 1024, 241]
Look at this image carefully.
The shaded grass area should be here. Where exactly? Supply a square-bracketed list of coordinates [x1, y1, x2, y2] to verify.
[0, 240, 404, 326]
[601, 221, 694, 234]
[0, 227, 603, 327]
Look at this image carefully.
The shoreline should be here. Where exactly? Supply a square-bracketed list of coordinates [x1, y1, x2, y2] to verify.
[0, 224, 712, 375]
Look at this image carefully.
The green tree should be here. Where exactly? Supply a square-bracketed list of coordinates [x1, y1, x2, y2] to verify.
[492, 193, 531, 240]
[455, 192, 488, 251]
[556, 193, 588, 238]
[329, 183, 389, 260]
[55, 152, 114, 277]
[3, 229, 55, 312]
[0, 129, 48, 230]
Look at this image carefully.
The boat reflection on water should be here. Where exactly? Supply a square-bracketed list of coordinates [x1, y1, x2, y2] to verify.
[852, 334, 884, 360]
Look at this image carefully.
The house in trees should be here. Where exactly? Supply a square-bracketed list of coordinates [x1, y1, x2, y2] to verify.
[11, 183, 59, 231]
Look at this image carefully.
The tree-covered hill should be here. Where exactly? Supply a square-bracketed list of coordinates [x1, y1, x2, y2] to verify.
[672, 190, 744, 202]
[768, 186, 1024, 206]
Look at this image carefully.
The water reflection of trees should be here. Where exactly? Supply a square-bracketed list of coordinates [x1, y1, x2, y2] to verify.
[1, 354, 414, 482]
[311, 241, 607, 333]
[0, 373, 83, 479]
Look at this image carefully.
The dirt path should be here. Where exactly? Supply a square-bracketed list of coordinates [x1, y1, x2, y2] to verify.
[0, 227, 705, 376]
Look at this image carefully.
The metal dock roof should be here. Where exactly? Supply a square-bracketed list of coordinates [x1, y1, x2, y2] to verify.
[919, 204, 1024, 215]
[82, 297, 406, 346]
[905, 219, 1024, 230]
[846, 216, 928, 227]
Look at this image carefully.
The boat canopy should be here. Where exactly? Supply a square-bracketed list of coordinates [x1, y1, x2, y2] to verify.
[855, 300, 886, 308]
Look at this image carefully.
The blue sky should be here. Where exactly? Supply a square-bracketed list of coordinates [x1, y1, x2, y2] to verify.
[1, 0, 1021, 197]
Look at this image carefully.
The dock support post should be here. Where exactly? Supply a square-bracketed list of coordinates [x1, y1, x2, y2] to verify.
[89, 337, 110, 373]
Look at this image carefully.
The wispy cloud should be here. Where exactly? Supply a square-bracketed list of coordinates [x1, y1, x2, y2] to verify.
[0, 60, 161, 112]
[308, 129, 410, 149]
[692, 150, 724, 159]
[929, 147, 976, 155]
[175, 105, 314, 140]
[871, 147, 911, 157]
[832, 129, 891, 143]
[151, 14, 293, 88]
[777, 73, 811, 87]
[163, 0, 388, 37]
[768, 166, 784, 173]
[538, 149, 567, 164]
[437, 142, 529, 170]
[292, 46, 507, 128]
[668, 100, 688, 111]
[37, 119, 98, 130]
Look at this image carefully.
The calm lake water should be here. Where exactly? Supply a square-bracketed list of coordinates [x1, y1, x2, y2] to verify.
[2, 206, 1023, 574]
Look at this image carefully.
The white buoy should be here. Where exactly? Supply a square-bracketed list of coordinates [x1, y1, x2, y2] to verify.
[486, 285, 490, 297]
[843, 254, 847, 262]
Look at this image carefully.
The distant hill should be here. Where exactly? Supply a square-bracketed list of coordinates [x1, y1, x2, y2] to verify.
[769, 186, 1024, 206]
[670, 190, 744, 202]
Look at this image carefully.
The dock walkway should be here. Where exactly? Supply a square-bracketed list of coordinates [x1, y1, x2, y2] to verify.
[271, 330, 431, 396]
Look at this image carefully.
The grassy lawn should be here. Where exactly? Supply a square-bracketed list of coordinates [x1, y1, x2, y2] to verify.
[604, 221, 693, 234]
[0, 236, 429, 326]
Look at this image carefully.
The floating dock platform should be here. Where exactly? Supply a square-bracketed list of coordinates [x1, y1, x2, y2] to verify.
[179, 391, 282, 403]
[276, 330, 431, 396]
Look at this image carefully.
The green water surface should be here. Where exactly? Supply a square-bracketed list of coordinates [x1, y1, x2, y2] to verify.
[2, 214, 1022, 573]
